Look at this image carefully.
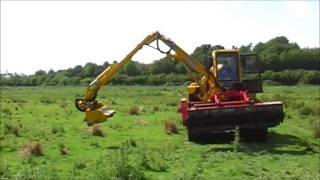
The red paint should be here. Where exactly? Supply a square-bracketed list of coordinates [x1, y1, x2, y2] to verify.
[180, 89, 283, 126]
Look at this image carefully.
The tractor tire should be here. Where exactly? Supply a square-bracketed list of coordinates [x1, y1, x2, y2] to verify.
[187, 129, 199, 142]
[240, 128, 268, 142]
[188, 129, 234, 143]
[187, 129, 208, 142]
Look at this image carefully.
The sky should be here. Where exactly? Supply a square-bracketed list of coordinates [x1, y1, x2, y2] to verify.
[1, 1, 319, 75]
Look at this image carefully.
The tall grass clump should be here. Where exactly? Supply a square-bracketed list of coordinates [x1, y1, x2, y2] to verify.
[51, 123, 65, 136]
[1, 107, 12, 115]
[0, 163, 11, 180]
[233, 126, 240, 153]
[4, 123, 20, 136]
[40, 97, 54, 104]
[312, 120, 320, 138]
[299, 106, 313, 116]
[175, 161, 208, 180]
[19, 143, 43, 157]
[153, 105, 159, 112]
[108, 144, 146, 180]
[164, 120, 178, 134]
[138, 146, 168, 172]
[129, 106, 140, 115]
[89, 124, 105, 137]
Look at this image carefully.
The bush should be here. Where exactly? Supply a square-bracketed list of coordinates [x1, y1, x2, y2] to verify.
[263, 80, 282, 86]
[261, 70, 320, 85]
[302, 71, 320, 84]
[274, 70, 302, 85]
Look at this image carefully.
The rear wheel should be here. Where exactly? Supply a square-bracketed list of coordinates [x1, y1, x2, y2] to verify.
[240, 128, 268, 142]
[187, 128, 200, 142]
[187, 128, 211, 142]
[187, 128, 234, 143]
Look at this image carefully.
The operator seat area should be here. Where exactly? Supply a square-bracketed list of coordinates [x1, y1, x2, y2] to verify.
[216, 53, 240, 89]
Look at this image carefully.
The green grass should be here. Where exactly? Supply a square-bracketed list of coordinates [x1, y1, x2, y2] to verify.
[1, 85, 319, 180]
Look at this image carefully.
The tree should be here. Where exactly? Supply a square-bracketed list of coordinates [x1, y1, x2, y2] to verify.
[35, 70, 46, 76]
[191, 44, 225, 69]
[253, 36, 302, 71]
[82, 63, 97, 77]
[72, 65, 83, 77]
[125, 61, 141, 76]
[102, 61, 110, 69]
[239, 43, 253, 53]
[1, 35, 319, 86]
[151, 57, 177, 74]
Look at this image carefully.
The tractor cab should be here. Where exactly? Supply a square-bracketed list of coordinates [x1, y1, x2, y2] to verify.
[212, 50, 263, 93]
[185, 50, 284, 142]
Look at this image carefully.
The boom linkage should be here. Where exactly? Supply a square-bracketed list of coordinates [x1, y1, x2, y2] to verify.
[75, 31, 221, 125]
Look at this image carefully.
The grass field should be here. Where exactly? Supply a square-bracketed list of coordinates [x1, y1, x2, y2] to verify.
[1, 85, 319, 180]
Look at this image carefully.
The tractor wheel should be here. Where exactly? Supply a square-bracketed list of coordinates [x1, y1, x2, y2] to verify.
[187, 129, 208, 142]
[187, 129, 198, 142]
[240, 128, 268, 142]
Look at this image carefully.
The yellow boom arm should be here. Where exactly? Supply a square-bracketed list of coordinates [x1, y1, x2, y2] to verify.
[75, 31, 221, 125]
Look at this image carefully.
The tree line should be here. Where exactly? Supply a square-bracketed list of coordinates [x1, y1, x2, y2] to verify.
[1, 36, 319, 86]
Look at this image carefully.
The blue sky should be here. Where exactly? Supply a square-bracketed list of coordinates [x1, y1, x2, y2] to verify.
[1, 1, 319, 75]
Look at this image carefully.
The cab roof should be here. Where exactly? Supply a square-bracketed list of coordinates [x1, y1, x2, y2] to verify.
[213, 49, 239, 53]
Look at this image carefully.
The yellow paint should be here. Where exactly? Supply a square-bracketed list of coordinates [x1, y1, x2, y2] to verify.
[78, 32, 247, 125]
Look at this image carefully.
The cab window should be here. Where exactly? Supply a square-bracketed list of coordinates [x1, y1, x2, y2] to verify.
[216, 53, 239, 81]
[241, 54, 259, 73]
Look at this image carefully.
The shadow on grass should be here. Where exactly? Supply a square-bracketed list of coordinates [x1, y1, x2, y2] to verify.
[197, 131, 319, 155]
[242, 132, 319, 155]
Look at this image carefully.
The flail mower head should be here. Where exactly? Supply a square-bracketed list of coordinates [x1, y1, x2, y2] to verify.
[180, 90, 285, 132]
[75, 99, 115, 126]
